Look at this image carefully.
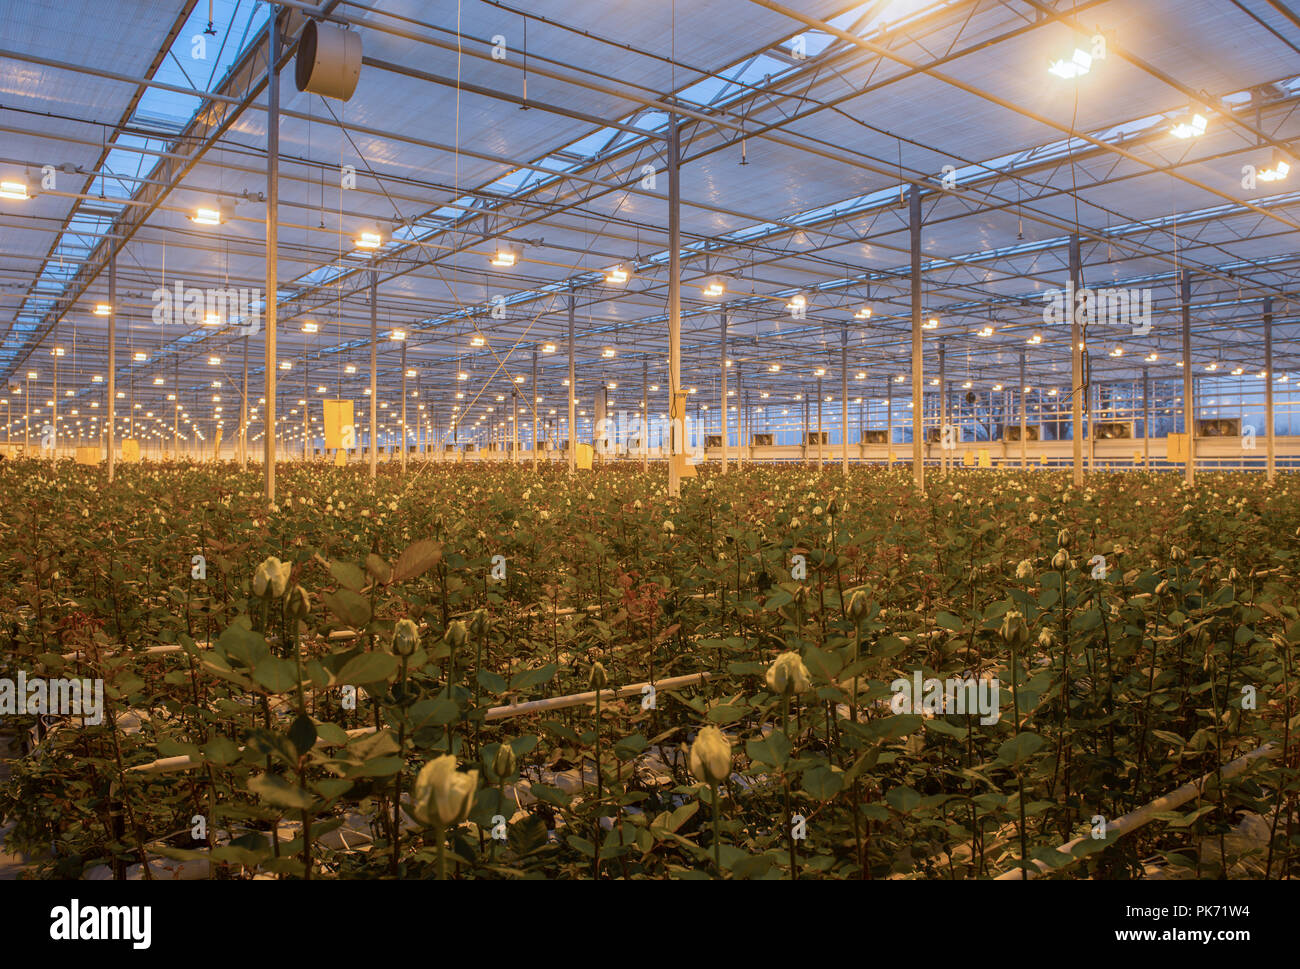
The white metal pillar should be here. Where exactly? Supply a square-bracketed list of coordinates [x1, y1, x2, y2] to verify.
[720, 305, 728, 473]
[909, 184, 924, 492]
[1264, 297, 1276, 482]
[369, 270, 378, 480]
[667, 114, 682, 497]
[263, 10, 280, 503]
[1181, 270, 1195, 486]
[1069, 233, 1083, 487]
[840, 324, 849, 475]
[107, 251, 116, 481]
[567, 286, 576, 474]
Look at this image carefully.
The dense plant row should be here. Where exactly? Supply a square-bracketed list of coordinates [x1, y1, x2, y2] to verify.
[0, 457, 1297, 879]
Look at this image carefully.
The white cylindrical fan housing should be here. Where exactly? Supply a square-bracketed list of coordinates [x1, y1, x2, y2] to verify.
[295, 21, 361, 101]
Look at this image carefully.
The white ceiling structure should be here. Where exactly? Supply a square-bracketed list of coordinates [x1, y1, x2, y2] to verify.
[1, 0, 1298, 442]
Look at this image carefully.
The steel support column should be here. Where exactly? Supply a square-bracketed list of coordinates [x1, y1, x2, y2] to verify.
[1181, 271, 1194, 486]
[263, 10, 280, 503]
[1069, 233, 1083, 487]
[667, 114, 682, 498]
[909, 185, 924, 492]
[1264, 297, 1275, 482]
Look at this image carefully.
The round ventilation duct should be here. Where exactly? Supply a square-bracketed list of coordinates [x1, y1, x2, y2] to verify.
[294, 21, 361, 101]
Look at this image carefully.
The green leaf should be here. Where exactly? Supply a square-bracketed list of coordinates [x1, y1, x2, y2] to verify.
[347, 755, 403, 778]
[924, 718, 969, 738]
[509, 663, 558, 692]
[391, 539, 442, 583]
[530, 784, 571, 808]
[157, 737, 200, 759]
[313, 779, 353, 801]
[566, 834, 596, 857]
[329, 560, 366, 592]
[801, 763, 844, 800]
[842, 744, 880, 784]
[410, 697, 460, 728]
[322, 589, 371, 628]
[365, 553, 392, 584]
[201, 736, 241, 766]
[706, 704, 747, 725]
[336, 651, 398, 686]
[745, 730, 791, 768]
[249, 773, 314, 810]
[886, 785, 922, 813]
[936, 611, 964, 631]
[315, 722, 350, 747]
[215, 624, 269, 669]
[764, 588, 794, 611]
[288, 714, 317, 757]
[613, 733, 648, 760]
[802, 646, 842, 680]
[253, 656, 298, 694]
[507, 814, 549, 855]
[996, 731, 1044, 766]
[656, 800, 698, 834]
[348, 729, 399, 761]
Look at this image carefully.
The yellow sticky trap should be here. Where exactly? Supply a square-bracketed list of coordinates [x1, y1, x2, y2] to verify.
[75, 446, 101, 465]
[1166, 433, 1188, 463]
[334, 449, 347, 466]
[121, 439, 140, 463]
[978, 448, 991, 468]
[670, 391, 697, 478]
[576, 443, 594, 470]
[211, 426, 222, 461]
[323, 400, 355, 449]
[962, 450, 976, 467]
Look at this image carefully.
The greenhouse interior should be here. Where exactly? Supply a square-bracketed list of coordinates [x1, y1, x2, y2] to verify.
[0, 0, 1297, 900]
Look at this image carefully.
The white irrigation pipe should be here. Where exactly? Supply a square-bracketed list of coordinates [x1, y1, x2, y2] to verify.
[125, 672, 712, 775]
[993, 742, 1280, 880]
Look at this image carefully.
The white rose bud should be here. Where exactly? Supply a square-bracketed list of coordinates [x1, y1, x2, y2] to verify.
[286, 585, 311, 621]
[253, 556, 291, 599]
[392, 618, 420, 657]
[765, 651, 811, 696]
[688, 725, 732, 786]
[410, 754, 478, 828]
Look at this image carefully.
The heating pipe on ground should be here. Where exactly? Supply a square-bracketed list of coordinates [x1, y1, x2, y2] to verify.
[993, 741, 1280, 880]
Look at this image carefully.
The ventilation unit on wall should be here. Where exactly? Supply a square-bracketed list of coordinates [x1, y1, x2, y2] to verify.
[752, 433, 774, 446]
[1196, 417, 1241, 437]
[861, 429, 888, 444]
[805, 431, 829, 445]
[705, 434, 722, 447]
[1001, 424, 1040, 442]
[1091, 422, 1134, 439]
